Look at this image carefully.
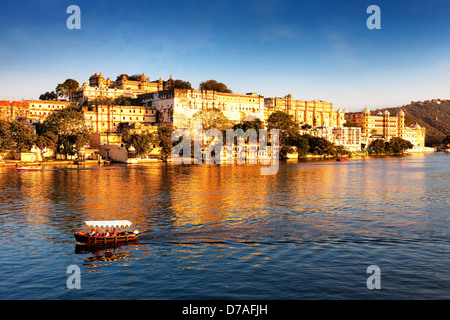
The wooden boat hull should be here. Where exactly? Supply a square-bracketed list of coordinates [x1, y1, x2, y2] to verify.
[74, 232, 138, 245]
[17, 167, 41, 171]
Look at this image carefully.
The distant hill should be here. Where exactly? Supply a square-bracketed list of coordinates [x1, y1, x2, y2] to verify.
[375, 99, 450, 146]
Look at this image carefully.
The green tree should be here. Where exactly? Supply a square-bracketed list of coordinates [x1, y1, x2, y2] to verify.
[113, 96, 132, 106]
[0, 120, 14, 152]
[301, 123, 312, 129]
[333, 145, 349, 156]
[112, 96, 144, 106]
[168, 79, 193, 90]
[87, 97, 114, 106]
[122, 129, 158, 157]
[128, 74, 143, 81]
[267, 111, 300, 158]
[343, 121, 360, 128]
[304, 135, 334, 156]
[8, 121, 36, 153]
[368, 139, 386, 154]
[35, 131, 58, 162]
[442, 134, 450, 146]
[39, 91, 58, 101]
[288, 132, 309, 157]
[55, 79, 80, 101]
[233, 120, 263, 133]
[157, 123, 175, 161]
[385, 137, 414, 154]
[192, 108, 232, 131]
[41, 106, 92, 158]
[116, 74, 129, 81]
[199, 80, 232, 93]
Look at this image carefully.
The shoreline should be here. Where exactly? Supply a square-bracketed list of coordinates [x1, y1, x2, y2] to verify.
[1, 151, 444, 169]
[0, 159, 104, 167]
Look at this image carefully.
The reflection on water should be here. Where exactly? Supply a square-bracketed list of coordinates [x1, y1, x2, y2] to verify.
[0, 153, 449, 299]
[75, 244, 136, 267]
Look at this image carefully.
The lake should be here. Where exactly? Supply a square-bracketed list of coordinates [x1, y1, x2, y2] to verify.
[0, 153, 449, 300]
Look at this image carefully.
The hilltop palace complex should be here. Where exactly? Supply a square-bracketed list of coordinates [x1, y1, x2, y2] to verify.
[0, 72, 428, 155]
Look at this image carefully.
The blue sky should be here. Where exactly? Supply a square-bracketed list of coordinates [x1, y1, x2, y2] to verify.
[0, 0, 449, 110]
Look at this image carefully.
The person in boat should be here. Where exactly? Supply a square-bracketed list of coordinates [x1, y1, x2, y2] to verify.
[89, 228, 96, 236]
[112, 228, 118, 236]
[105, 230, 111, 237]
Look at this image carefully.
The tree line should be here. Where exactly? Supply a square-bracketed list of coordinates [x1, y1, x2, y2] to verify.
[163, 79, 233, 93]
[153, 110, 353, 161]
[0, 106, 92, 161]
[367, 138, 414, 155]
[39, 79, 80, 101]
[7, 86, 427, 162]
[266, 111, 349, 158]
[39, 77, 234, 99]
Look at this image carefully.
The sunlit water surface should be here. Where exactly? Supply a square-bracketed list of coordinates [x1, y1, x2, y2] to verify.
[1, 153, 449, 299]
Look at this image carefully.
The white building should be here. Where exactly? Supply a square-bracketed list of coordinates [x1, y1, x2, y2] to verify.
[140, 89, 265, 128]
[300, 126, 362, 152]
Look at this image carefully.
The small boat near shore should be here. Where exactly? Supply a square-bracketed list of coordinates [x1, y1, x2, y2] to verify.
[336, 155, 349, 162]
[16, 167, 42, 171]
[74, 220, 139, 245]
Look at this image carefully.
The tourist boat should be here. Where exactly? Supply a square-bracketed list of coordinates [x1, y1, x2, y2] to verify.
[336, 155, 349, 162]
[16, 167, 42, 171]
[74, 220, 139, 245]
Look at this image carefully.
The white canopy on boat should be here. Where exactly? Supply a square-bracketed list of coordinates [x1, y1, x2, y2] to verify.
[84, 220, 133, 229]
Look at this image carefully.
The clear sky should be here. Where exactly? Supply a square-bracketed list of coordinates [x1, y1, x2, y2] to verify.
[0, 0, 449, 111]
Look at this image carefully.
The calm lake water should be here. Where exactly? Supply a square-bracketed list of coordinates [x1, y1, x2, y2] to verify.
[1, 153, 449, 300]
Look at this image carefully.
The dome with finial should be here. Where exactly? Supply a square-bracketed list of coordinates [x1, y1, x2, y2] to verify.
[398, 110, 405, 116]
[384, 110, 390, 115]
[141, 73, 148, 81]
[363, 106, 370, 113]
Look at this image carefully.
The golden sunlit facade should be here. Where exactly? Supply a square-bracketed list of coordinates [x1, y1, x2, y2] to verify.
[345, 107, 426, 148]
[81, 105, 157, 134]
[141, 88, 265, 127]
[0, 100, 71, 124]
[264, 94, 347, 127]
[26, 100, 72, 123]
[73, 73, 175, 105]
[299, 126, 362, 151]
